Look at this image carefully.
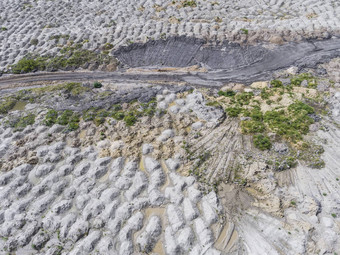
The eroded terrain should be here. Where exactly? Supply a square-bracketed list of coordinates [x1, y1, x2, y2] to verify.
[0, 58, 339, 254]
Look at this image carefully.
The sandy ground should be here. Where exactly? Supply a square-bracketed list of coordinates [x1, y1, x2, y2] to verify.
[0, 0, 340, 70]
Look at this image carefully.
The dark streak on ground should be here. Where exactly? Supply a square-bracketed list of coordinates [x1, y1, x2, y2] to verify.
[1, 36, 340, 88]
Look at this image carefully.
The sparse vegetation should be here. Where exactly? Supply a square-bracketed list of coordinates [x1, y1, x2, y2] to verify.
[44, 109, 58, 126]
[240, 28, 249, 35]
[0, 97, 17, 114]
[30, 39, 39, 45]
[124, 113, 138, 126]
[5, 113, 36, 131]
[218, 90, 236, 97]
[182, 1, 197, 7]
[270, 80, 283, 88]
[226, 107, 242, 117]
[93, 81, 103, 88]
[241, 120, 265, 134]
[290, 73, 317, 88]
[253, 134, 272, 150]
[11, 43, 116, 73]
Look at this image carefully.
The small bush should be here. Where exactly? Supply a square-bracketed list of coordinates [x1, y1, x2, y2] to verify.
[68, 121, 79, 131]
[111, 104, 122, 111]
[182, 0, 197, 7]
[250, 108, 263, 121]
[103, 43, 114, 50]
[113, 111, 125, 120]
[253, 134, 272, 150]
[11, 58, 40, 74]
[270, 80, 283, 88]
[63, 82, 89, 96]
[57, 110, 74, 125]
[93, 82, 103, 88]
[226, 107, 242, 117]
[83, 108, 97, 121]
[241, 120, 265, 134]
[0, 98, 17, 114]
[44, 109, 58, 126]
[240, 28, 248, 35]
[124, 113, 137, 126]
[290, 73, 317, 88]
[13, 114, 36, 131]
[206, 101, 220, 107]
[30, 39, 39, 45]
[236, 92, 253, 105]
[288, 101, 314, 115]
[218, 90, 236, 97]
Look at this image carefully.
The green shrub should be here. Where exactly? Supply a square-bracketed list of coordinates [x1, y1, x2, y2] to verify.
[253, 134, 272, 150]
[250, 108, 263, 121]
[111, 104, 122, 111]
[288, 101, 314, 114]
[68, 121, 79, 131]
[290, 73, 317, 88]
[57, 110, 74, 125]
[263, 105, 314, 142]
[30, 39, 39, 45]
[218, 90, 236, 97]
[44, 109, 58, 126]
[183, 0, 197, 7]
[206, 101, 220, 107]
[11, 58, 40, 74]
[83, 108, 97, 121]
[236, 92, 253, 105]
[11, 46, 116, 74]
[13, 114, 36, 131]
[103, 43, 114, 50]
[240, 28, 248, 35]
[124, 113, 137, 126]
[62, 82, 89, 96]
[270, 80, 283, 88]
[0, 98, 17, 114]
[93, 82, 103, 88]
[226, 107, 242, 117]
[241, 120, 265, 134]
[112, 111, 125, 120]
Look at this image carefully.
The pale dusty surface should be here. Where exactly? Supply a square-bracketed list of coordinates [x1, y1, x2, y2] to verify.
[0, 0, 340, 69]
[0, 79, 339, 254]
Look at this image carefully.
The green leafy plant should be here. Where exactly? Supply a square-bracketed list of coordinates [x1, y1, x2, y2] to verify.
[226, 107, 242, 117]
[240, 28, 249, 35]
[241, 120, 265, 134]
[124, 113, 137, 126]
[182, 0, 197, 7]
[218, 90, 236, 97]
[270, 80, 283, 88]
[44, 109, 58, 126]
[253, 134, 272, 150]
[93, 82, 103, 88]
[0, 98, 17, 114]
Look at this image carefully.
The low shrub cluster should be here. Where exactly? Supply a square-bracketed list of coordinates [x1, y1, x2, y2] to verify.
[5, 114, 36, 131]
[0, 98, 17, 114]
[44, 109, 80, 131]
[290, 73, 317, 88]
[11, 43, 116, 74]
[253, 134, 272, 150]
